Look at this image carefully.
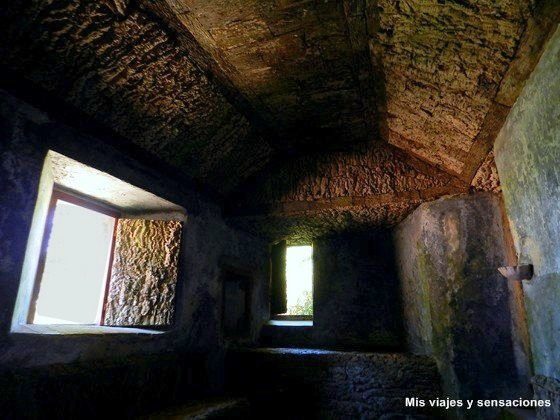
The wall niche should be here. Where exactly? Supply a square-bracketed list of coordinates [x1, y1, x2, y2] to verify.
[221, 268, 253, 343]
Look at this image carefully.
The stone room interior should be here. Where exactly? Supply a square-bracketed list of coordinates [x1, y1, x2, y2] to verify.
[0, 0, 559, 419]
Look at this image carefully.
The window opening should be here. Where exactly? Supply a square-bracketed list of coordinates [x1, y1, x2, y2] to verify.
[30, 190, 118, 325]
[285, 245, 313, 316]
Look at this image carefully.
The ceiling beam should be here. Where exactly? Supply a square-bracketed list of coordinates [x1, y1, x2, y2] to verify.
[459, 102, 511, 184]
[227, 184, 467, 218]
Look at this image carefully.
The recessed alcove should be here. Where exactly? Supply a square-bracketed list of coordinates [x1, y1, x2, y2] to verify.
[222, 270, 252, 342]
[12, 150, 187, 335]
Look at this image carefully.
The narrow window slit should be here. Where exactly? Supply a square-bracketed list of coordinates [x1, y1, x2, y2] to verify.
[270, 242, 313, 322]
[285, 245, 313, 317]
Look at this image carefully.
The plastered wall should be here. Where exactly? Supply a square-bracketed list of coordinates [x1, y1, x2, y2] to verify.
[494, 26, 560, 417]
[394, 193, 530, 418]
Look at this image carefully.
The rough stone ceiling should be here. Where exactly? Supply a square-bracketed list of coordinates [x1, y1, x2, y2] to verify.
[144, 0, 378, 151]
[145, 0, 532, 175]
[1, 0, 557, 240]
[0, 0, 273, 194]
[375, 0, 530, 175]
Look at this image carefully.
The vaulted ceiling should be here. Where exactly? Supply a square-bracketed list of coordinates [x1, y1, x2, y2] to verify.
[1, 0, 558, 240]
[143, 0, 378, 152]
[144, 0, 530, 175]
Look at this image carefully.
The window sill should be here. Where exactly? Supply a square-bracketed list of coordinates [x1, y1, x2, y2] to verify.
[267, 320, 313, 327]
[11, 324, 166, 335]
[271, 314, 312, 321]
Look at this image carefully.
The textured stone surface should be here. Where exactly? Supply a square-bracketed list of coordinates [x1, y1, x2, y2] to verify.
[236, 143, 456, 204]
[0, 0, 537, 200]
[0, 91, 269, 398]
[228, 142, 464, 241]
[471, 152, 501, 193]
[375, 0, 529, 174]
[533, 375, 560, 420]
[145, 0, 531, 176]
[0, 0, 551, 238]
[227, 348, 442, 419]
[230, 200, 425, 244]
[0, 1, 271, 194]
[104, 219, 182, 327]
[394, 193, 530, 417]
[146, 0, 377, 151]
[494, 26, 560, 412]
[312, 231, 403, 349]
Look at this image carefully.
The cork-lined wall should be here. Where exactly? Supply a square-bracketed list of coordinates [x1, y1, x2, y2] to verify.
[104, 219, 182, 327]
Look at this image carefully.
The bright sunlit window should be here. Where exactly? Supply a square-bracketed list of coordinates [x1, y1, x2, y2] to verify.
[31, 192, 117, 325]
[285, 245, 313, 316]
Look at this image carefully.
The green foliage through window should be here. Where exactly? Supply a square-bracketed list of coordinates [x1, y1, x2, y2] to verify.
[285, 246, 313, 316]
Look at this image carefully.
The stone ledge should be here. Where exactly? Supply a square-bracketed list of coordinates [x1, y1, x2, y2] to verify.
[226, 348, 441, 418]
[267, 320, 313, 327]
[11, 324, 165, 335]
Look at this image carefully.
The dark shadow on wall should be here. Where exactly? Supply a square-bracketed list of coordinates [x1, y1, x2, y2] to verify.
[261, 229, 405, 351]
[312, 229, 405, 350]
[394, 193, 531, 418]
[0, 353, 216, 419]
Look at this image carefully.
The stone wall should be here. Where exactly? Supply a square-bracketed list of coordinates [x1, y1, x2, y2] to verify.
[0, 353, 203, 419]
[312, 230, 403, 349]
[237, 143, 455, 205]
[104, 219, 182, 327]
[228, 141, 463, 243]
[0, 90, 269, 416]
[494, 26, 560, 418]
[394, 193, 530, 418]
[533, 375, 560, 420]
[261, 230, 404, 351]
[227, 348, 442, 419]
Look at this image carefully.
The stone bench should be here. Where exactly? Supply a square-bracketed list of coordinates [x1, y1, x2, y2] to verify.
[226, 348, 442, 419]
